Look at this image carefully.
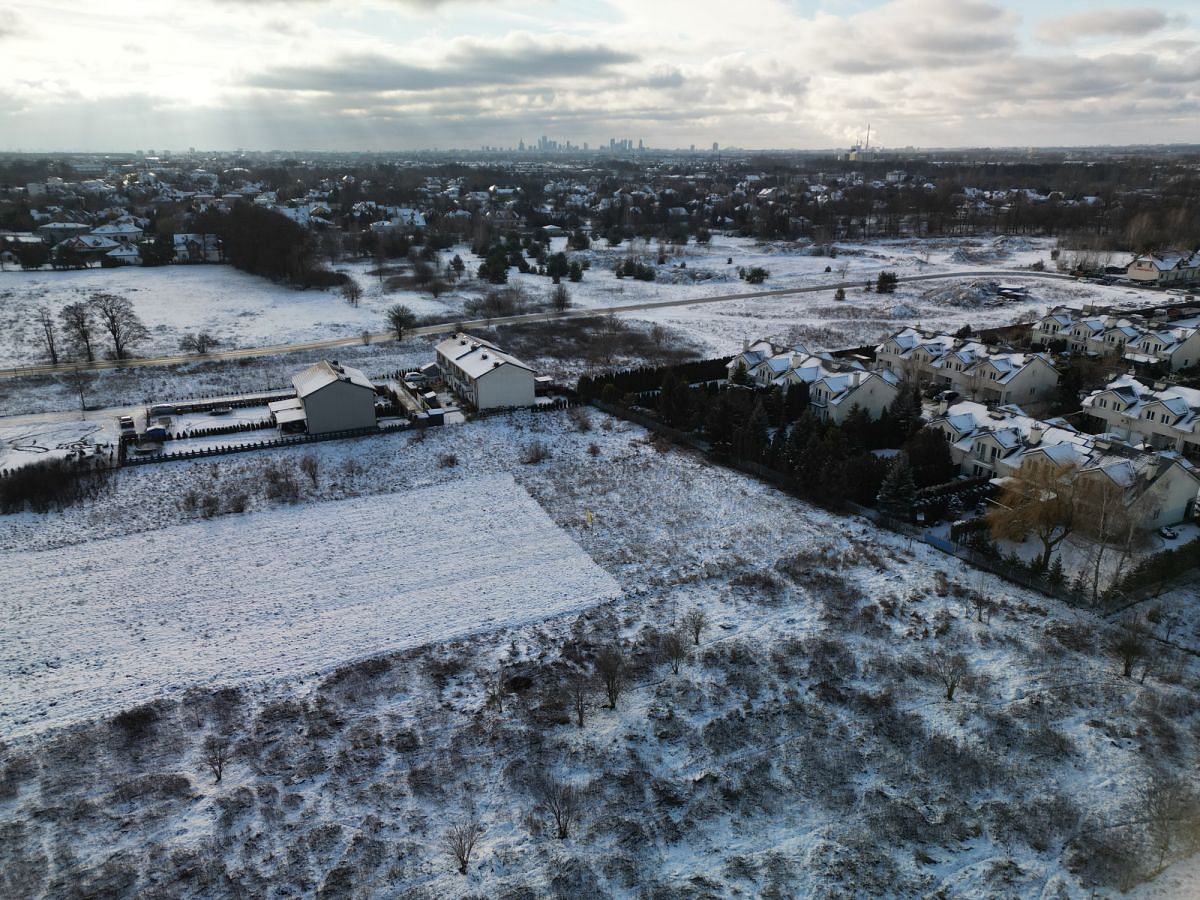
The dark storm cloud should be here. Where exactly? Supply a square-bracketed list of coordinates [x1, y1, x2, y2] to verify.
[248, 39, 639, 94]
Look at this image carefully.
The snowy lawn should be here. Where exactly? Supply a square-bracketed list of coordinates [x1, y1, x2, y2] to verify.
[0, 473, 619, 738]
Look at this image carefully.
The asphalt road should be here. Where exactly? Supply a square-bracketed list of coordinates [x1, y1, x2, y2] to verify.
[0, 268, 1073, 380]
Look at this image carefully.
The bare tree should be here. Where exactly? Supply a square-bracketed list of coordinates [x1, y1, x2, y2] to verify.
[203, 735, 229, 782]
[551, 283, 570, 312]
[567, 672, 589, 728]
[1074, 474, 1149, 605]
[1139, 774, 1196, 870]
[682, 608, 708, 646]
[1107, 620, 1149, 678]
[90, 292, 148, 360]
[484, 667, 505, 714]
[928, 649, 969, 700]
[386, 304, 417, 341]
[660, 631, 687, 675]
[299, 453, 319, 488]
[179, 331, 220, 355]
[444, 817, 483, 875]
[35, 305, 59, 365]
[536, 774, 581, 840]
[56, 366, 97, 412]
[59, 301, 97, 362]
[341, 278, 363, 307]
[594, 646, 626, 710]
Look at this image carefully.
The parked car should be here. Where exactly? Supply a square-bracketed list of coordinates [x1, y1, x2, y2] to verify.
[403, 371, 429, 385]
[118, 415, 135, 430]
[1158, 526, 1179, 540]
[148, 403, 178, 417]
[209, 406, 232, 416]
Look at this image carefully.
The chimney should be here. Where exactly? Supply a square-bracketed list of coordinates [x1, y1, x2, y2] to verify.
[790, 352, 803, 368]
[937, 399, 949, 416]
[1028, 425, 1043, 447]
[742, 338, 750, 352]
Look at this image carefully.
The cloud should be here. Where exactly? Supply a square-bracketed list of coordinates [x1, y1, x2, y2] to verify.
[0, 11, 25, 40]
[1036, 8, 1180, 45]
[248, 35, 638, 94]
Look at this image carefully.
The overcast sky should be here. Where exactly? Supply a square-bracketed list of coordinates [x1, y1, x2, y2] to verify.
[1, 0, 1197, 152]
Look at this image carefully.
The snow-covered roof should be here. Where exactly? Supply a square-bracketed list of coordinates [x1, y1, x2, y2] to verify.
[435, 333, 534, 379]
[293, 361, 374, 397]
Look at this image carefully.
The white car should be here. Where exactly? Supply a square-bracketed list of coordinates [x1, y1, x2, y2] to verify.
[1158, 526, 1179, 540]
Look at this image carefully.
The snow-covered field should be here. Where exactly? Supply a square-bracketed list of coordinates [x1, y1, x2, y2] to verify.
[1, 408, 1198, 897]
[0, 473, 617, 738]
[0, 234, 1168, 373]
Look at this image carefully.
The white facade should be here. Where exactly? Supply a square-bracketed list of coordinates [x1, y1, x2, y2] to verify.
[930, 400, 1199, 528]
[729, 340, 900, 423]
[876, 328, 1059, 406]
[1083, 376, 1200, 457]
[435, 334, 535, 410]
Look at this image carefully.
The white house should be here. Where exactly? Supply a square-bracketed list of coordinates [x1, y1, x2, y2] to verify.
[876, 328, 1059, 406]
[1082, 375, 1200, 456]
[269, 360, 377, 435]
[1123, 326, 1200, 372]
[435, 334, 535, 410]
[1126, 251, 1200, 286]
[930, 400, 1199, 528]
[727, 340, 900, 423]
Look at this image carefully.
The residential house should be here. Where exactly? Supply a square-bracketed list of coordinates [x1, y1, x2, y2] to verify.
[931, 400, 1199, 528]
[1082, 375, 1200, 457]
[434, 333, 535, 410]
[173, 233, 221, 263]
[1126, 251, 1200, 286]
[269, 360, 377, 435]
[1123, 326, 1200, 372]
[729, 340, 900, 423]
[876, 328, 1059, 406]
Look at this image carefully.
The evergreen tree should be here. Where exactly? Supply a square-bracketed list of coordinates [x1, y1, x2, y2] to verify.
[784, 381, 809, 421]
[903, 427, 958, 488]
[877, 453, 918, 518]
[845, 453, 889, 506]
[729, 360, 751, 386]
[841, 405, 873, 454]
[886, 382, 924, 442]
[1046, 555, 1066, 589]
[739, 399, 770, 460]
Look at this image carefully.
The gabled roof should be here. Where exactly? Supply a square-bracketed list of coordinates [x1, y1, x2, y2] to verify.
[293, 360, 374, 397]
[435, 333, 533, 378]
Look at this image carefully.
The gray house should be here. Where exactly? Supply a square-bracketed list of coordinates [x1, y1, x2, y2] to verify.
[270, 360, 377, 435]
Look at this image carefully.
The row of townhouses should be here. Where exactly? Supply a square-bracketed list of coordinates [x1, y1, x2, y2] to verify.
[1083, 376, 1200, 457]
[1032, 305, 1200, 372]
[726, 340, 901, 424]
[875, 327, 1060, 407]
[929, 400, 1199, 530]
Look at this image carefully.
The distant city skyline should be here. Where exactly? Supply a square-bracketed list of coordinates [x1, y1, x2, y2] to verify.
[1, 0, 1198, 153]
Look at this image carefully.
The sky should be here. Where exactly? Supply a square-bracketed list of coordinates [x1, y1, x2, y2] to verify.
[1, 0, 1198, 152]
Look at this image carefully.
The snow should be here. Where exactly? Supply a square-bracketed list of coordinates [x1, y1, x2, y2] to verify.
[0, 235, 1171, 376]
[0, 473, 619, 738]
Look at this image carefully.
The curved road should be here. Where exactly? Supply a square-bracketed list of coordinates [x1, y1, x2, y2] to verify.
[0, 269, 1073, 380]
